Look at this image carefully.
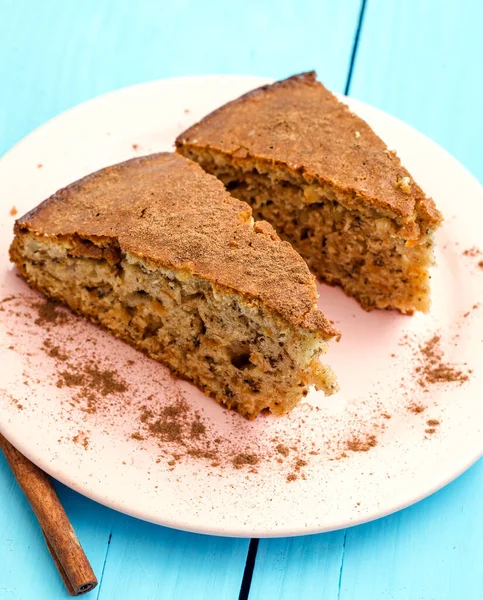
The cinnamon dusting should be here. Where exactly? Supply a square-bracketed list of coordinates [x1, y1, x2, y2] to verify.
[346, 434, 377, 452]
[416, 335, 469, 387]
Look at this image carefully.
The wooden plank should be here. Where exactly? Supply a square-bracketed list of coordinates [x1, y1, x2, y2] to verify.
[349, 0, 483, 183]
[0, 0, 362, 160]
[339, 461, 483, 599]
[248, 531, 347, 600]
[0, 454, 114, 598]
[96, 515, 250, 600]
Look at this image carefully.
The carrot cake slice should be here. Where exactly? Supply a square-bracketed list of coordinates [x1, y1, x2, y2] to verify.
[10, 153, 338, 419]
[176, 71, 443, 314]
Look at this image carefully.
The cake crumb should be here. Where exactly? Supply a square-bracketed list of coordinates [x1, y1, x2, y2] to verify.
[396, 176, 411, 194]
[132, 143, 139, 150]
[10, 206, 18, 216]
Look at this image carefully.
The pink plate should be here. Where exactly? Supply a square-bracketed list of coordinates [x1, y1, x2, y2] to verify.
[0, 76, 482, 537]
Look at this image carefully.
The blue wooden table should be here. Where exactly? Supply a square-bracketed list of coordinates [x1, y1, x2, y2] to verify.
[1, 1, 482, 598]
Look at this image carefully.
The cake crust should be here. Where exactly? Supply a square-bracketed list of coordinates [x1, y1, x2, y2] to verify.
[176, 71, 441, 226]
[13, 152, 337, 337]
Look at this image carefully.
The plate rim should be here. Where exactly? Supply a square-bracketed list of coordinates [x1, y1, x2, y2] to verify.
[0, 74, 482, 538]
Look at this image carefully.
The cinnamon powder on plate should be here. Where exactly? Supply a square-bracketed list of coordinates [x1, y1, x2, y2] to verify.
[416, 335, 469, 388]
[2, 293, 384, 480]
[346, 434, 377, 453]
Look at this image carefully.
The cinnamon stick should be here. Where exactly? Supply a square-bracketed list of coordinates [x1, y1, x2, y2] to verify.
[0, 434, 98, 595]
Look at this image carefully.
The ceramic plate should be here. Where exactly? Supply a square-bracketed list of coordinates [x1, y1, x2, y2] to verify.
[0, 76, 482, 537]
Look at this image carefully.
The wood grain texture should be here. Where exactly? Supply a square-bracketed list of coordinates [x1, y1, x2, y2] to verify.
[252, 462, 483, 600]
[0, 2, 362, 599]
[248, 531, 347, 600]
[338, 461, 483, 600]
[95, 514, 250, 600]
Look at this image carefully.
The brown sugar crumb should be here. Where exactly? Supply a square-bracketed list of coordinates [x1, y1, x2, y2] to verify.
[426, 419, 440, 427]
[132, 143, 139, 150]
[294, 458, 308, 471]
[131, 432, 144, 441]
[36, 163, 43, 169]
[286, 473, 298, 482]
[346, 434, 377, 452]
[425, 428, 436, 435]
[382, 413, 391, 419]
[10, 206, 18, 216]
[276, 443, 290, 457]
[232, 453, 259, 469]
[479, 261, 483, 269]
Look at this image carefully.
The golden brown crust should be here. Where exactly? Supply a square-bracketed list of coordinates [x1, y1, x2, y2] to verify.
[13, 152, 337, 337]
[176, 71, 442, 226]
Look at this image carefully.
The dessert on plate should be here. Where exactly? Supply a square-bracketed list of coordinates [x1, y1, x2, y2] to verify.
[176, 71, 443, 314]
[10, 152, 338, 419]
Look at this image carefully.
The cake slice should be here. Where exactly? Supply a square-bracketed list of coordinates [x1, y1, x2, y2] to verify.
[10, 153, 338, 419]
[176, 71, 443, 314]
